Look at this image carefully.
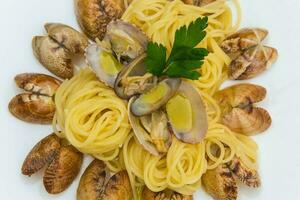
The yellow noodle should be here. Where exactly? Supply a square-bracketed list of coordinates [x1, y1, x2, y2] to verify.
[53, 68, 131, 161]
[53, 0, 257, 199]
[121, 0, 257, 198]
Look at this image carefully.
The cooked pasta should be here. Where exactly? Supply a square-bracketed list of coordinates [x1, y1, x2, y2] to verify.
[53, 68, 131, 161]
[53, 0, 258, 199]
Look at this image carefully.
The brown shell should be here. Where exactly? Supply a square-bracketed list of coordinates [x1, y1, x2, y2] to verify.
[15, 73, 61, 97]
[75, 0, 125, 40]
[8, 93, 55, 124]
[102, 170, 133, 200]
[21, 134, 61, 176]
[228, 157, 261, 188]
[77, 159, 109, 200]
[182, 0, 215, 6]
[32, 36, 73, 79]
[229, 46, 278, 80]
[45, 23, 88, 54]
[202, 164, 238, 200]
[223, 107, 271, 136]
[214, 83, 271, 135]
[43, 145, 83, 194]
[143, 187, 193, 200]
[221, 28, 268, 60]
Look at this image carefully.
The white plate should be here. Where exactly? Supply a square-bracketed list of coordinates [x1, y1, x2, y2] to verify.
[0, 0, 300, 199]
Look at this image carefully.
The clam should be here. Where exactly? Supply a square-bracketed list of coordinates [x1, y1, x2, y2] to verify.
[15, 73, 61, 96]
[43, 145, 83, 194]
[143, 187, 193, 200]
[75, 0, 125, 40]
[22, 133, 61, 176]
[202, 164, 238, 200]
[86, 43, 123, 87]
[9, 73, 60, 124]
[221, 28, 268, 60]
[101, 20, 148, 64]
[228, 157, 261, 188]
[229, 45, 278, 80]
[114, 54, 158, 99]
[214, 83, 271, 135]
[45, 23, 88, 54]
[128, 99, 172, 155]
[9, 93, 55, 124]
[102, 170, 133, 200]
[33, 23, 88, 79]
[182, 0, 216, 6]
[130, 78, 181, 116]
[166, 81, 208, 144]
[77, 159, 110, 200]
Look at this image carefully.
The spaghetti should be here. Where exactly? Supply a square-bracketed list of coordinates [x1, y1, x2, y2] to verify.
[53, 68, 131, 161]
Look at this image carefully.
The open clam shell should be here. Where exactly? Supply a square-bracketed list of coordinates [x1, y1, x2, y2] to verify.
[114, 54, 157, 99]
[22, 133, 61, 176]
[86, 43, 123, 87]
[214, 83, 271, 135]
[43, 145, 83, 194]
[166, 81, 208, 144]
[202, 164, 238, 200]
[130, 78, 181, 116]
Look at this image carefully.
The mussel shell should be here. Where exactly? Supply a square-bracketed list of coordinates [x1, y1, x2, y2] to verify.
[182, 0, 216, 7]
[45, 23, 88, 54]
[143, 187, 193, 200]
[43, 145, 83, 194]
[15, 73, 61, 97]
[77, 159, 109, 200]
[167, 81, 208, 144]
[75, 0, 125, 40]
[130, 78, 181, 116]
[8, 93, 55, 124]
[21, 133, 61, 176]
[202, 164, 238, 200]
[32, 36, 73, 79]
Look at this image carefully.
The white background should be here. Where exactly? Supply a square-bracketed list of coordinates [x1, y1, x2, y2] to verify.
[0, 0, 300, 199]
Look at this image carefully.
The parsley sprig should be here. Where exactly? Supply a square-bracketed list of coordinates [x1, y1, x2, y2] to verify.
[145, 17, 209, 80]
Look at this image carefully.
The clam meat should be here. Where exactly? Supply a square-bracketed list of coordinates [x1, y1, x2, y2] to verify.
[114, 54, 158, 99]
[128, 98, 172, 155]
[166, 81, 208, 144]
[130, 78, 181, 116]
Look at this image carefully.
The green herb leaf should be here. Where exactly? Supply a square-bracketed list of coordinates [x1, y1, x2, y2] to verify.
[145, 42, 167, 76]
[145, 17, 209, 80]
